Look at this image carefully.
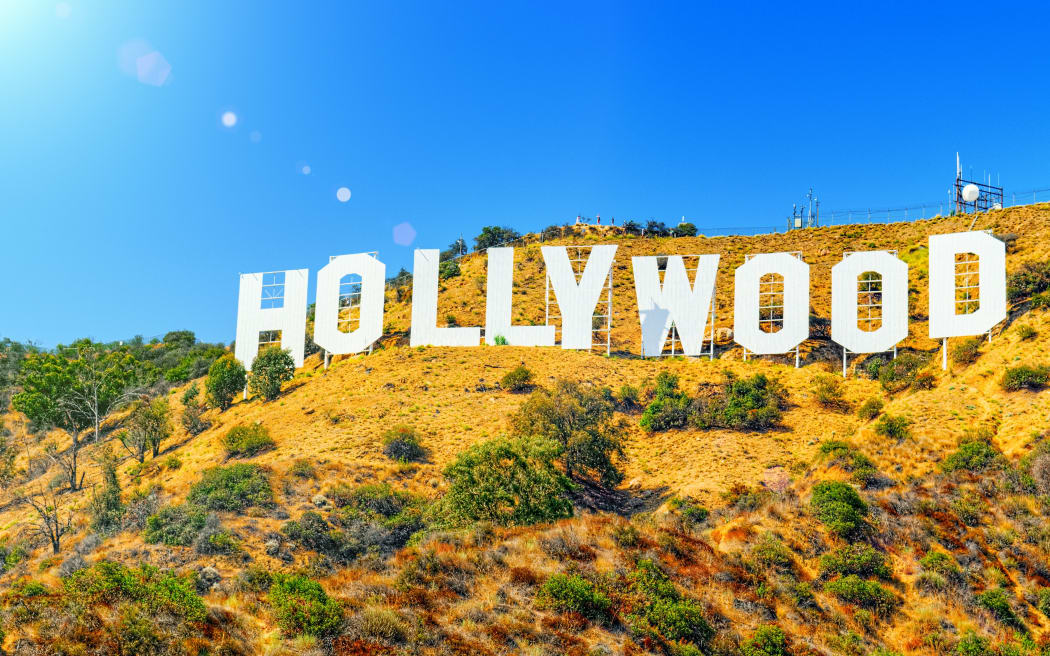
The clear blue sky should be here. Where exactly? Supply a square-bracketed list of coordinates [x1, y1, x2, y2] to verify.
[3, 1, 1049, 347]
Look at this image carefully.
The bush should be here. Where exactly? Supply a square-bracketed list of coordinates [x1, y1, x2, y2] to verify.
[289, 458, 316, 478]
[248, 346, 295, 401]
[187, 464, 274, 511]
[143, 504, 207, 546]
[512, 379, 625, 487]
[206, 354, 246, 410]
[693, 372, 787, 431]
[1016, 324, 1037, 341]
[439, 435, 573, 526]
[221, 422, 276, 458]
[268, 574, 343, 636]
[911, 371, 936, 390]
[874, 414, 910, 440]
[976, 587, 1021, 627]
[627, 559, 714, 648]
[876, 353, 926, 392]
[951, 337, 983, 366]
[668, 496, 709, 527]
[952, 492, 985, 526]
[1006, 259, 1050, 301]
[819, 544, 890, 579]
[811, 481, 867, 538]
[941, 433, 1001, 473]
[857, 397, 884, 421]
[438, 259, 460, 280]
[741, 625, 789, 656]
[88, 453, 124, 534]
[1000, 365, 1050, 391]
[180, 383, 210, 435]
[617, 384, 640, 412]
[381, 425, 426, 462]
[824, 575, 897, 614]
[501, 365, 534, 392]
[751, 532, 793, 570]
[355, 607, 409, 643]
[813, 374, 848, 411]
[920, 551, 961, 580]
[535, 573, 611, 622]
[492, 334, 508, 346]
[64, 560, 206, 622]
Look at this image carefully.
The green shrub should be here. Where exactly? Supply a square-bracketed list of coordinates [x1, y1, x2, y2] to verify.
[813, 374, 848, 410]
[381, 425, 426, 462]
[941, 433, 1001, 473]
[268, 574, 343, 636]
[535, 573, 611, 622]
[1037, 587, 1050, 616]
[951, 492, 985, 526]
[164, 455, 181, 470]
[143, 504, 206, 546]
[876, 353, 926, 392]
[640, 372, 690, 432]
[88, 453, 124, 534]
[1007, 259, 1050, 301]
[221, 422, 276, 458]
[819, 544, 890, 579]
[492, 335, 508, 346]
[751, 532, 793, 570]
[955, 630, 990, 656]
[439, 435, 572, 526]
[180, 383, 210, 435]
[976, 587, 1021, 627]
[1016, 324, 1037, 341]
[248, 346, 295, 401]
[64, 560, 206, 622]
[206, 353, 247, 410]
[857, 397, 884, 421]
[951, 337, 983, 366]
[438, 259, 460, 280]
[741, 625, 789, 656]
[501, 365, 534, 392]
[288, 458, 316, 478]
[1000, 365, 1050, 391]
[874, 414, 910, 440]
[188, 464, 274, 511]
[811, 481, 867, 538]
[627, 559, 714, 648]
[668, 496, 709, 527]
[694, 372, 787, 431]
[824, 574, 897, 614]
[512, 379, 625, 487]
[920, 551, 961, 579]
[617, 384, 640, 411]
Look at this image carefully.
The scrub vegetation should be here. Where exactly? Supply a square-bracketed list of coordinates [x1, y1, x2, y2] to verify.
[1, 208, 1050, 653]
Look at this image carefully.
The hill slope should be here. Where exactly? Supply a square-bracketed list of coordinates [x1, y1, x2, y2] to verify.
[1, 207, 1050, 655]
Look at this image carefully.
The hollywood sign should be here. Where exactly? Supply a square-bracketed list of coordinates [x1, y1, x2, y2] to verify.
[235, 230, 1005, 372]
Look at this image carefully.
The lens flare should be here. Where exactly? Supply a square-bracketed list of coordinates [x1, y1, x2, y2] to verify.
[336, 187, 351, 202]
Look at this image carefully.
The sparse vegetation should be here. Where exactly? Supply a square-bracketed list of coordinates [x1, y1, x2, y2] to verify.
[874, 414, 910, 440]
[813, 374, 848, 411]
[951, 336, 983, 366]
[187, 463, 274, 511]
[857, 396, 883, 420]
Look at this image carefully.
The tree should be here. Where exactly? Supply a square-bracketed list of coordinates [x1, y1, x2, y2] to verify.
[22, 486, 75, 554]
[248, 347, 295, 401]
[180, 383, 210, 435]
[645, 221, 671, 237]
[473, 226, 521, 251]
[119, 397, 171, 462]
[13, 341, 147, 490]
[440, 238, 467, 262]
[205, 354, 247, 411]
[88, 448, 124, 534]
[622, 220, 643, 236]
[439, 435, 573, 526]
[673, 222, 697, 237]
[0, 338, 36, 411]
[512, 380, 626, 487]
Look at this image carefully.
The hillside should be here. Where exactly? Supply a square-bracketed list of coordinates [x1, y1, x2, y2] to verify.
[1, 206, 1050, 655]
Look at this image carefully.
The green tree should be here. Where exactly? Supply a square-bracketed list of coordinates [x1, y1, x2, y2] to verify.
[205, 353, 247, 410]
[512, 380, 625, 487]
[248, 347, 295, 401]
[119, 397, 172, 462]
[13, 341, 147, 490]
[473, 225, 521, 251]
[89, 448, 124, 534]
[673, 222, 698, 237]
[439, 435, 573, 526]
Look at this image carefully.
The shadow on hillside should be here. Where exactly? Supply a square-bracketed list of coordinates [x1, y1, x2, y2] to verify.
[569, 478, 671, 517]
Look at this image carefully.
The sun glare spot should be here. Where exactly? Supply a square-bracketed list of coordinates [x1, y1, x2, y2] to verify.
[336, 187, 352, 202]
[221, 111, 238, 128]
[302, 165, 311, 175]
[55, 2, 71, 19]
